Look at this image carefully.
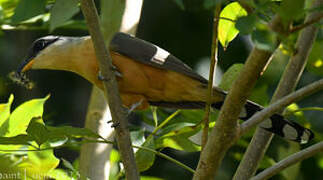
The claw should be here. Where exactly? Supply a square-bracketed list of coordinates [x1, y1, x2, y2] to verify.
[97, 67, 122, 81]
[111, 122, 120, 128]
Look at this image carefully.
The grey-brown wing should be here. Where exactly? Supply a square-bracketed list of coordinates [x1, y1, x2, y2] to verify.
[109, 32, 208, 84]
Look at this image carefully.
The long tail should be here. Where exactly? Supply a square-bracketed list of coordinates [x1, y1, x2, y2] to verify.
[149, 99, 314, 144]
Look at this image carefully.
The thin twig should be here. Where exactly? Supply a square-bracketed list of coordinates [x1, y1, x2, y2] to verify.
[290, 13, 323, 33]
[80, 0, 139, 179]
[251, 142, 323, 180]
[240, 79, 323, 134]
[201, 5, 221, 150]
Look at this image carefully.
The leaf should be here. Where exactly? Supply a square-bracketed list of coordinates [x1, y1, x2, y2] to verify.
[131, 129, 145, 151]
[26, 117, 49, 147]
[0, 134, 33, 146]
[307, 41, 323, 76]
[235, 14, 258, 35]
[11, 0, 46, 23]
[135, 136, 155, 172]
[219, 63, 244, 91]
[156, 135, 201, 152]
[173, 0, 185, 10]
[218, 2, 247, 48]
[49, 0, 80, 32]
[278, 0, 305, 24]
[18, 146, 60, 176]
[251, 27, 276, 52]
[46, 126, 100, 139]
[47, 169, 73, 180]
[6, 95, 49, 137]
[155, 126, 201, 152]
[0, 94, 13, 136]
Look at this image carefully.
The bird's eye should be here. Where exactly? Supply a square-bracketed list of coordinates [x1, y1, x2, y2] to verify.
[33, 40, 46, 52]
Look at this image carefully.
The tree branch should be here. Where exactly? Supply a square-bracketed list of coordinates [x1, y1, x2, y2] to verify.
[240, 79, 323, 134]
[80, 0, 139, 179]
[251, 142, 323, 180]
[193, 47, 273, 179]
[233, 0, 323, 179]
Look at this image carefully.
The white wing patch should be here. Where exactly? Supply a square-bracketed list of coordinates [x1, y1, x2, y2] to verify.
[151, 45, 170, 65]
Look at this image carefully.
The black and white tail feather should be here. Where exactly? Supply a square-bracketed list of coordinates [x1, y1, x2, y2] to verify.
[150, 99, 314, 144]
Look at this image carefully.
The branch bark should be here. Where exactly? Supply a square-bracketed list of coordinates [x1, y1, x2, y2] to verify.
[193, 47, 273, 179]
[251, 142, 323, 180]
[80, 0, 139, 179]
[233, 0, 323, 179]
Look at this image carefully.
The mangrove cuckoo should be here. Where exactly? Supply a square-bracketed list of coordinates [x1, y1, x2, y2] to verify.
[17, 32, 313, 143]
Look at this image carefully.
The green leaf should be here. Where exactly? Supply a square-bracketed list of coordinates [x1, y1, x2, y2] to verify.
[173, 0, 185, 10]
[251, 27, 276, 52]
[278, 0, 305, 24]
[156, 126, 201, 152]
[156, 135, 201, 152]
[219, 63, 244, 91]
[0, 134, 33, 146]
[218, 2, 247, 48]
[11, 0, 46, 23]
[307, 41, 323, 76]
[0, 0, 19, 19]
[6, 95, 49, 137]
[46, 126, 100, 139]
[131, 129, 145, 148]
[135, 137, 155, 172]
[49, 0, 80, 32]
[0, 94, 13, 135]
[18, 146, 60, 176]
[26, 117, 48, 147]
[235, 14, 258, 35]
[47, 169, 73, 180]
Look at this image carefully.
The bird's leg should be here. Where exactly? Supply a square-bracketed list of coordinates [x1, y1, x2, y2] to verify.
[97, 65, 123, 81]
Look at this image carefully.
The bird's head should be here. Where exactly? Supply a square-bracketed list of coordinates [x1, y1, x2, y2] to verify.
[17, 36, 91, 74]
[17, 36, 61, 73]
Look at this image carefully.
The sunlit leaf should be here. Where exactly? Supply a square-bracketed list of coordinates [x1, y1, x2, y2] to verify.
[18, 145, 60, 176]
[218, 2, 247, 48]
[49, 0, 80, 32]
[0, 94, 13, 136]
[6, 95, 49, 137]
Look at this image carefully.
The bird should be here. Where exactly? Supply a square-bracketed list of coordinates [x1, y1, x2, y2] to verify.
[16, 32, 314, 144]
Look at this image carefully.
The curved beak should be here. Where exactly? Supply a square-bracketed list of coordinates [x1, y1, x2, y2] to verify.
[17, 57, 35, 74]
